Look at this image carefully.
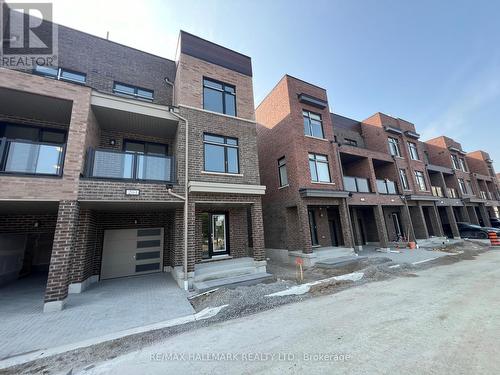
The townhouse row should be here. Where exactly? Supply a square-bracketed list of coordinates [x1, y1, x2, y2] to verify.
[257, 75, 499, 266]
[0, 9, 498, 312]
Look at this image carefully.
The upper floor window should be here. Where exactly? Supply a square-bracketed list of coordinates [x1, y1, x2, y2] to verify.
[451, 154, 460, 170]
[399, 168, 409, 190]
[408, 141, 419, 160]
[458, 178, 467, 195]
[309, 153, 331, 183]
[414, 170, 427, 191]
[203, 134, 239, 174]
[113, 82, 154, 102]
[303, 110, 324, 139]
[488, 165, 495, 177]
[278, 157, 288, 187]
[459, 158, 468, 172]
[388, 137, 401, 157]
[123, 140, 167, 155]
[344, 138, 358, 147]
[203, 78, 236, 116]
[34, 65, 86, 84]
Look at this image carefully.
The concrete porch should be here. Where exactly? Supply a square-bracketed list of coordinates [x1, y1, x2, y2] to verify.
[266, 246, 356, 268]
[0, 273, 194, 360]
[192, 257, 271, 291]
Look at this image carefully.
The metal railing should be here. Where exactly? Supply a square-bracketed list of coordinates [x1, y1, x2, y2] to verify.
[343, 176, 371, 193]
[85, 148, 175, 183]
[376, 179, 398, 195]
[431, 186, 444, 197]
[0, 138, 65, 176]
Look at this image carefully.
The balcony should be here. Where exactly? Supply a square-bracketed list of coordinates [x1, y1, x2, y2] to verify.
[0, 138, 65, 177]
[447, 187, 458, 198]
[85, 148, 175, 183]
[343, 176, 371, 193]
[376, 179, 398, 195]
[431, 186, 444, 197]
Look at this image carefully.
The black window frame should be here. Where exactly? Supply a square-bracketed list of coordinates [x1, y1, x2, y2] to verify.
[407, 141, 420, 160]
[278, 156, 288, 187]
[414, 170, 427, 191]
[399, 168, 410, 190]
[458, 178, 467, 195]
[459, 158, 468, 172]
[122, 139, 168, 156]
[113, 82, 154, 102]
[203, 133, 240, 174]
[344, 138, 358, 147]
[303, 110, 324, 139]
[451, 154, 460, 170]
[202, 77, 237, 116]
[33, 65, 87, 85]
[388, 137, 401, 157]
[308, 153, 331, 183]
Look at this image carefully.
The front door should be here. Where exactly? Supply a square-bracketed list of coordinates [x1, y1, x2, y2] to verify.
[202, 213, 229, 258]
[308, 209, 319, 246]
[392, 213, 403, 237]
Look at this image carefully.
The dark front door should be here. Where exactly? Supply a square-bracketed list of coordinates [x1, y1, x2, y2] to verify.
[475, 207, 484, 226]
[308, 209, 319, 246]
[329, 218, 339, 246]
[201, 212, 229, 259]
[392, 213, 403, 237]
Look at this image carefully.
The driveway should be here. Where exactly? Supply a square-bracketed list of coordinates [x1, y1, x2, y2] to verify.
[0, 273, 194, 360]
[79, 250, 500, 375]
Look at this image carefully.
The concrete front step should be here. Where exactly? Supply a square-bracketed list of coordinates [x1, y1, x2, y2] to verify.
[194, 257, 266, 283]
[193, 272, 273, 291]
[316, 256, 367, 268]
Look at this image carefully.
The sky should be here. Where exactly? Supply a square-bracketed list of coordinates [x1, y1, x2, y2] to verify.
[10, 0, 500, 169]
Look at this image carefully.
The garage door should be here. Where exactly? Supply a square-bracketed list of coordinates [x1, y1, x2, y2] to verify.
[101, 228, 163, 280]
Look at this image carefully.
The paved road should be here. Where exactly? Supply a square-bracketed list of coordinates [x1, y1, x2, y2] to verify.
[81, 251, 500, 375]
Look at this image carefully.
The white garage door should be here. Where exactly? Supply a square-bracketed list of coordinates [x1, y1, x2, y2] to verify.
[101, 228, 163, 280]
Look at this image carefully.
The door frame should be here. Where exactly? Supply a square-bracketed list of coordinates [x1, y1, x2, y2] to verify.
[308, 208, 319, 246]
[391, 212, 403, 237]
[207, 212, 230, 258]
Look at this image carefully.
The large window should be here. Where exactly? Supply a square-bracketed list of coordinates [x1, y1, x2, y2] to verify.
[309, 153, 331, 183]
[451, 154, 460, 170]
[414, 170, 427, 191]
[203, 134, 239, 174]
[113, 82, 154, 101]
[388, 137, 401, 157]
[278, 157, 288, 187]
[458, 178, 467, 195]
[399, 168, 410, 190]
[303, 110, 324, 139]
[34, 65, 86, 84]
[408, 141, 419, 160]
[123, 140, 167, 155]
[203, 78, 236, 116]
[459, 158, 468, 172]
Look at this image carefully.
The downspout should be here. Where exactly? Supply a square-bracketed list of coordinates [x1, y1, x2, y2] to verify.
[168, 108, 189, 290]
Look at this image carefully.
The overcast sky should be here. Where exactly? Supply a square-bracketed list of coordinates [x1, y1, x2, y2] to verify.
[10, 0, 500, 169]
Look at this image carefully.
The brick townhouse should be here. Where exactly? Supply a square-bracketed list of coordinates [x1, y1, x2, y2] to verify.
[256, 75, 500, 264]
[0, 13, 266, 311]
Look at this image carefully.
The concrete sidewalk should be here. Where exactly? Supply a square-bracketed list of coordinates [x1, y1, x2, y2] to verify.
[0, 273, 194, 360]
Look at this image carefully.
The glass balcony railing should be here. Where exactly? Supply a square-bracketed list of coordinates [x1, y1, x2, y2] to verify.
[431, 186, 444, 197]
[376, 179, 397, 195]
[447, 187, 458, 198]
[0, 138, 65, 176]
[86, 148, 175, 183]
[343, 176, 371, 193]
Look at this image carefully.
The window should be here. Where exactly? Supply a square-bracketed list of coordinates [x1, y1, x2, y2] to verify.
[1, 124, 66, 143]
[203, 78, 236, 116]
[303, 111, 324, 139]
[113, 82, 154, 101]
[408, 142, 419, 160]
[451, 154, 460, 170]
[309, 153, 331, 183]
[399, 169, 409, 190]
[123, 140, 167, 155]
[34, 66, 86, 84]
[388, 137, 401, 157]
[344, 138, 358, 147]
[414, 171, 427, 191]
[466, 180, 474, 195]
[459, 158, 468, 172]
[278, 157, 288, 187]
[203, 134, 239, 174]
[458, 178, 467, 195]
